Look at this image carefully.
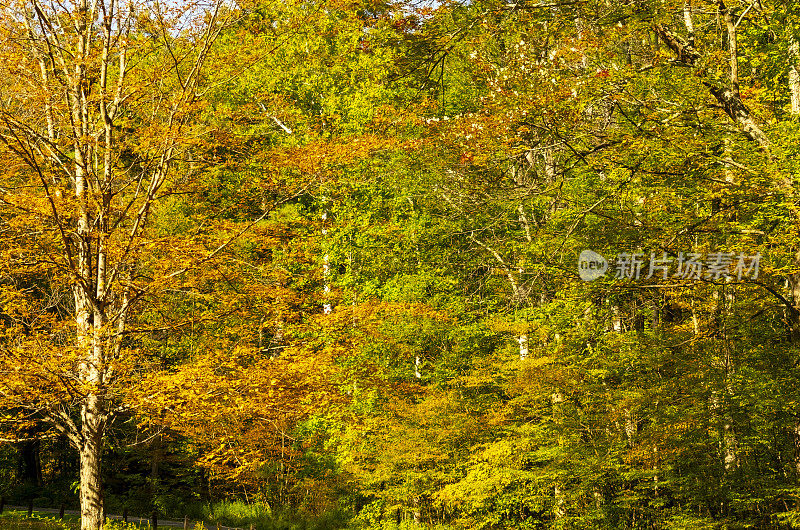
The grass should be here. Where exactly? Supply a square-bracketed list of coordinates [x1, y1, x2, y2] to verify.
[0, 501, 350, 530]
[0, 511, 185, 530]
[0, 512, 77, 530]
[192, 500, 350, 530]
[200, 500, 269, 528]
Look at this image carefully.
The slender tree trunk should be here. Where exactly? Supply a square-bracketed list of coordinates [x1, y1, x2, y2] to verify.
[321, 205, 332, 315]
[790, 37, 800, 115]
[711, 286, 738, 473]
[789, 250, 800, 476]
[653, 445, 659, 497]
[554, 485, 565, 520]
[517, 334, 529, 360]
[552, 391, 565, 519]
[786, 31, 800, 336]
[788, 82, 800, 477]
[793, 422, 800, 479]
[624, 409, 637, 447]
[468, 234, 530, 360]
[150, 434, 163, 497]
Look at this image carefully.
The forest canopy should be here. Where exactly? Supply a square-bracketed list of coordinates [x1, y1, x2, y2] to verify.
[2, 0, 800, 529]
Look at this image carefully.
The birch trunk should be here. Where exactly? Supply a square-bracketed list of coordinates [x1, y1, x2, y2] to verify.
[517, 334, 529, 360]
[321, 208, 332, 314]
[551, 391, 565, 519]
[790, 37, 800, 115]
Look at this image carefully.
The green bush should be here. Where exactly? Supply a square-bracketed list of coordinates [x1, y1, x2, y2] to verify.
[194, 500, 349, 530]
[103, 519, 142, 530]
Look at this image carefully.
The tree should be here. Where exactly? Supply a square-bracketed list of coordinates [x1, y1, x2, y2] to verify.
[0, 0, 242, 527]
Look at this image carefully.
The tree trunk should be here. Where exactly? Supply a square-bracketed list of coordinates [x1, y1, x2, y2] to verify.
[467, 234, 530, 360]
[713, 2, 770, 149]
[75, 216, 106, 530]
[790, 38, 800, 115]
[787, 288, 800, 340]
[321, 207, 332, 315]
[551, 391, 565, 519]
[150, 434, 163, 498]
[793, 421, 800, 479]
[656, 4, 771, 151]
[18, 439, 42, 486]
[79, 396, 105, 530]
[624, 409, 637, 447]
[715, 286, 738, 473]
[518, 333, 529, 360]
[554, 485, 565, 519]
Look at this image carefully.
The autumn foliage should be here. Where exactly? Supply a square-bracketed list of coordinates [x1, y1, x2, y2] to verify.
[4, 0, 800, 529]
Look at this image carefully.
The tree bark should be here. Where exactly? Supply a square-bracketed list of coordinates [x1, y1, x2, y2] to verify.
[517, 334, 529, 360]
[793, 421, 800, 479]
[321, 208, 332, 315]
[79, 397, 105, 530]
[790, 38, 800, 115]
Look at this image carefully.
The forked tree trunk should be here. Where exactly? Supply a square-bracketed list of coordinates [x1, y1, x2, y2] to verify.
[3, 0, 227, 528]
[73, 54, 106, 524]
[656, 4, 771, 151]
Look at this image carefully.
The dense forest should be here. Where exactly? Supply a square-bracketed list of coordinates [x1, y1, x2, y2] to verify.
[2, 0, 800, 528]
